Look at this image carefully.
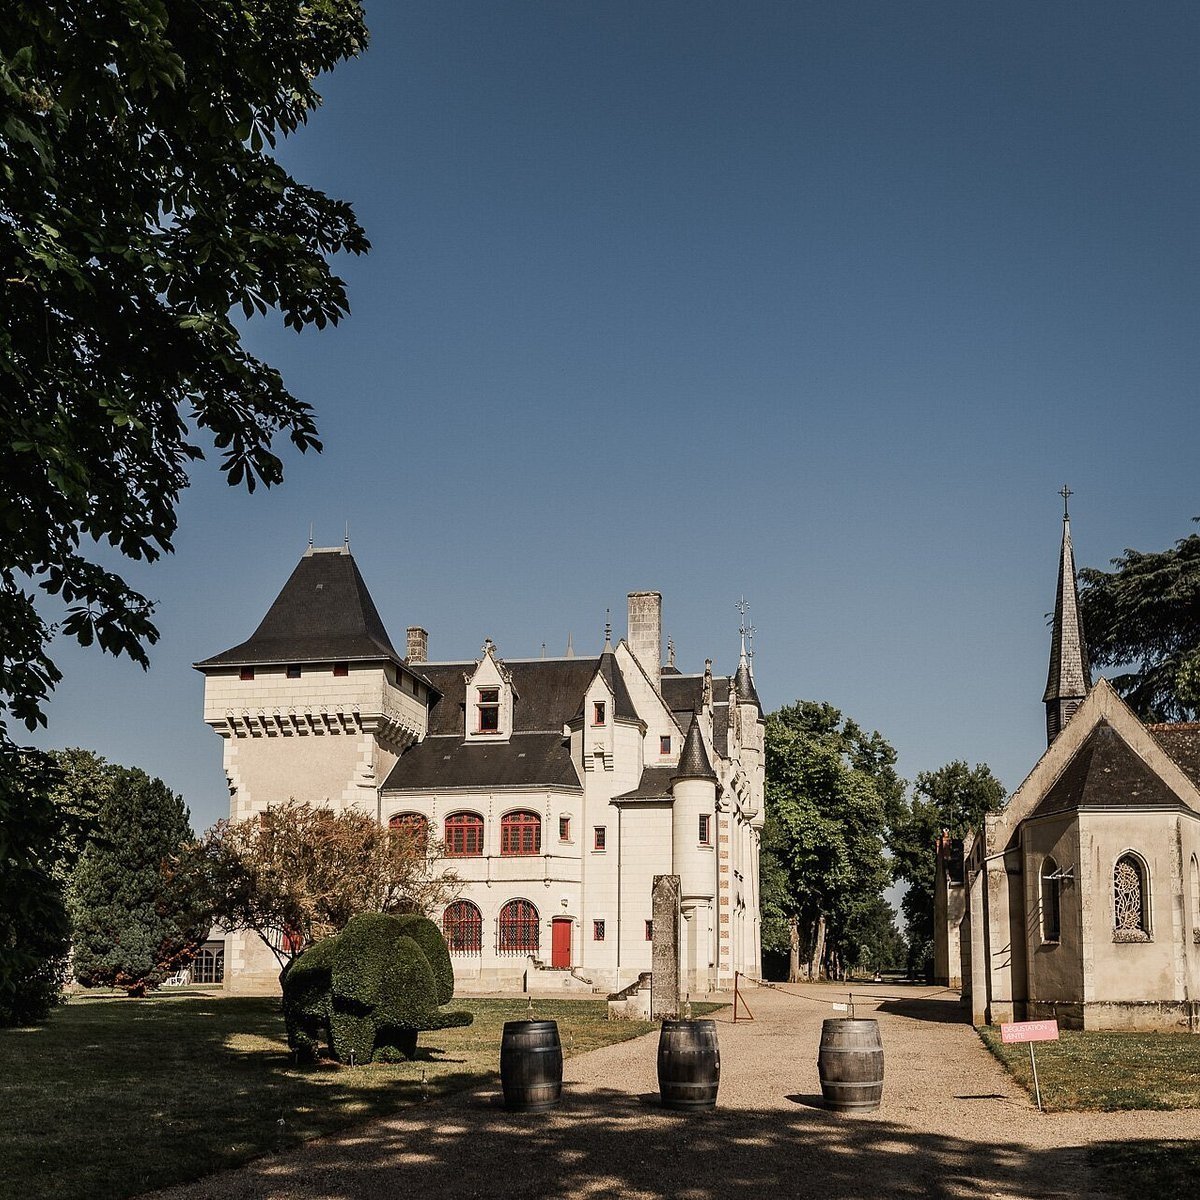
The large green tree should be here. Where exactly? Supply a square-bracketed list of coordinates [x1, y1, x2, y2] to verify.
[1079, 525, 1200, 722]
[70, 765, 210, 995]
[0, 0, 367, 1017]
[888, 760, 1005, 974]
[761, 702, 899, 982]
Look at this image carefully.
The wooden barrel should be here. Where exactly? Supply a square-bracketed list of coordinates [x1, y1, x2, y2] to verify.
[500, 1020, 563, 1112]
[817, 1018, 884, 1112]
[657, 1019, 720, 1110]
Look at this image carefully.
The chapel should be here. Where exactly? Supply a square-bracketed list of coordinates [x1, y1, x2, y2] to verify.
[195, 545, 765, 995]
[938, 504, 1200, 1031]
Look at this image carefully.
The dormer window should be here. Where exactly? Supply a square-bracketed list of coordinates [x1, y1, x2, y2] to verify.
[593, 701, 606, 726]
[660, 735, 671, 755]
[478, 688, 500, 733]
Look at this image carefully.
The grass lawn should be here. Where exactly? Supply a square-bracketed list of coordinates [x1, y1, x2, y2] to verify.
[978, 1025, 1200, 1111]
[2, 993, 719, 1200]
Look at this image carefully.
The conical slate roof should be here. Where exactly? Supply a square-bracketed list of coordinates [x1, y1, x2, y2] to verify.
[196, 547, 403, 668]
[734, 654, 761, 712]
[1043, 516, 1092, 704]
[672, 713, 716, 783]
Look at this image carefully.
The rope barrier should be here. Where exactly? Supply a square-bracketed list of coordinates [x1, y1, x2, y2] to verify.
[738, 972, 962, 1008]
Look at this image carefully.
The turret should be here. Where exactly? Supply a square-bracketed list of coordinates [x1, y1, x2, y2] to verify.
[671, 714, 718, 901]
[1043, 488, 1092, 744]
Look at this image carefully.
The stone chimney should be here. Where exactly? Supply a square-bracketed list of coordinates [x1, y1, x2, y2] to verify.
[627, 591, 662, 687]
[406, 626, 428, 663]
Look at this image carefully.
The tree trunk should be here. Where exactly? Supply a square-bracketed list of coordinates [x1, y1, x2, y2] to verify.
[808, 913, 826, 981]
[787, 914, 801, 983]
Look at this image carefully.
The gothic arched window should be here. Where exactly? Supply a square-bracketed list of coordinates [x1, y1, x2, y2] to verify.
[444, 812, 484, 858]
[442, 900, 483, 954]
[500, 810, 541, 856]
[1113, 853, 1151, 942]
[389, 812, 429, 852]
[1040, 858, 1061, 943]
[498, 899, 540, 954]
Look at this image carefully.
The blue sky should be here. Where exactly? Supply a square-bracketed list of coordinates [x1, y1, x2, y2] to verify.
[31, 2, 1199, 840]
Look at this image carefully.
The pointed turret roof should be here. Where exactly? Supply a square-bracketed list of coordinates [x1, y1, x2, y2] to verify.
[195, 546, 404, 669]
[734, 650, 761, 712]
[673, 713, 716, 783]
[1043, 511, 1092, 705]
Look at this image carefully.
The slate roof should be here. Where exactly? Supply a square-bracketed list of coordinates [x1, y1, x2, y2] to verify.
[1043, 516, 1092, 703]
[661, 674, 733, 757]
[613, 766, 676, 803]
[734, 657, 762, 712]
[1030, 720, 1184, 819]
[1148, 723, 1200, 791]
[196, 548, 406, 670]
[598, 646, 639, 721]
[673, 714, 717, 782]
[416, 658, 600, 736]
[382, 732, 580, 792]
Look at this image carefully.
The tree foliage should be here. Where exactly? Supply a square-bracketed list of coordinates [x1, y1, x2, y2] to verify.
[888, 760, 1005, 964]
[0, 746, 70, 1024]
[761, 702, 899, 981]
[0, 0, 369, 740]
[70, 766, 209, 995]
[189, 801, 461, 973]
[1079, 526, 1200, 722]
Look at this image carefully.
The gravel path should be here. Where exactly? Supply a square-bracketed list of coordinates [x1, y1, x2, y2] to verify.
[153, 983, 1200, 1200]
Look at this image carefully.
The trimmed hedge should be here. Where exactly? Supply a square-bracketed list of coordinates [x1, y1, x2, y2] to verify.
[283, 912, 471, 1063]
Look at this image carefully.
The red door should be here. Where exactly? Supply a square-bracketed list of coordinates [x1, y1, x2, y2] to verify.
[551, 918, 572, 968]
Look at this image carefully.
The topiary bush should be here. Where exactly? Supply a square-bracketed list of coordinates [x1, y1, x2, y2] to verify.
[282, 912, 471, 1063]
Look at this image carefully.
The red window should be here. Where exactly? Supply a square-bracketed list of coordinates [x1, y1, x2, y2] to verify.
[477, 687, 500, 733]
[498, 899, 540, 954]
[594, 826, 606, 851]
[501, 811, 541, 856]
[333, 662, 349, 677]
[660, 735, 671, 755]
[645, 919, 654, 941]
[445, 812, 484, 857]
[281, 926, 304, 955]
[698, 814, 711, 845]
[389, 812, 429, 852]
[442, 900, 483, 954]
[559, 815, 571, 841]
[593, 919, 606, 942]
[593, 701, 606, 725]
[239, 667, 255, 681]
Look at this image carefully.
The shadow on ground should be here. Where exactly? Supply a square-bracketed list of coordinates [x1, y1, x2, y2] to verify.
[875, 993, 970, 1025]
[158, 1085, 1119, 1200]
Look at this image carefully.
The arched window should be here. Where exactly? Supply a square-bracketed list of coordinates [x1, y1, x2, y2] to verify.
[500, 810, 541, 856]
[1190, 856, 1200, 944]
[444, 812, 484, 857]
[498, 899, 540, 954]
[1040, 858, 1061, 943]
[442, 900, 483, 954]
[191, 945, 224, 985]
[1113, 853, 1151, 942]
[389, 812, 429, 852]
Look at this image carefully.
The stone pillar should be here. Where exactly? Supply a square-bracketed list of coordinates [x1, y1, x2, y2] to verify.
[651, 874, 681, 1020]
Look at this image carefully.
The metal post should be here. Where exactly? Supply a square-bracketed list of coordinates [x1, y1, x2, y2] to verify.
[1028, 1042, 1043, 1111]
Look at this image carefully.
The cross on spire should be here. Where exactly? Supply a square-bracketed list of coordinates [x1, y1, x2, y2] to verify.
[1059, 484, 1073, 521]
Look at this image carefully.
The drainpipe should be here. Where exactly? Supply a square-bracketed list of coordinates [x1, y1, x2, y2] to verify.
[616, 805, 622, 983]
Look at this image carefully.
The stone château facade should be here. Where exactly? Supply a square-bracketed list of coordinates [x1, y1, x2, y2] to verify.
[196, 546, 765, 995]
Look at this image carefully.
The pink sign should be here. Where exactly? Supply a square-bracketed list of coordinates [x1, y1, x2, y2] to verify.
[1000, 1019, 1059, 1044]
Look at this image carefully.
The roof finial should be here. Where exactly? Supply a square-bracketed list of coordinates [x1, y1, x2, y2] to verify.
[1059, 484, 1073, 522]
[747, 623, 757, 678]
[308, 522, 314, 549]
[736, 595, 749, 659]
[604, 607, 612, 646]
[344, 520, 350, 551]
[565, 631, 574, 658]
[667, 635, 676, 668]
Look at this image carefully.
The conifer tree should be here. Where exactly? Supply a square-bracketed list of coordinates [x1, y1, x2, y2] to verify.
[70, 768, 210, 995]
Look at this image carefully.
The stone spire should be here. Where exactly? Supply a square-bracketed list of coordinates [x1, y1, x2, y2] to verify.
[1043, 487, 1092, 744]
